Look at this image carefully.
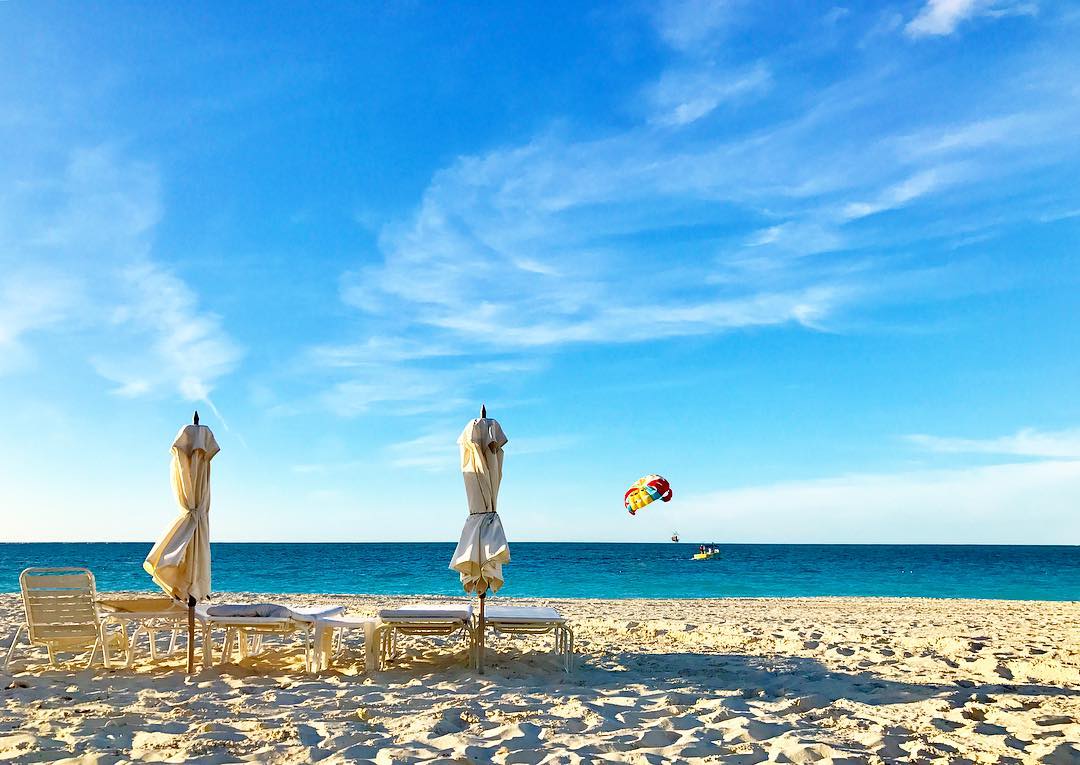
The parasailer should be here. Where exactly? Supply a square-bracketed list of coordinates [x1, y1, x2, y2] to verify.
[624, 474, 673, 515]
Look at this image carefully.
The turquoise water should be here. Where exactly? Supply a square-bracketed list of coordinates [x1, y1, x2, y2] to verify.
[1, 543, 1077, 600]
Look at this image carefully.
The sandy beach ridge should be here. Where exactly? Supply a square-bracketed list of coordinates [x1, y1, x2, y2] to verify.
[2, 594, 1078, 763]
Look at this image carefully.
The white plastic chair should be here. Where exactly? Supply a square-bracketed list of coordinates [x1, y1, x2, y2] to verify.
[4, 568, 125, 670]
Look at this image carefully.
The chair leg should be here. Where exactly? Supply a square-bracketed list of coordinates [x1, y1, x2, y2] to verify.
[221, 628, 234, 664]
[385, 627, 392, 667]
[3, 625, 25, 671]
[168, 628, 178, 655]
[89, 635, 104, 669]
[125, 625, 139, 669]
[47, 646, 57, 667]
[125, 624, 141, 668]
[202, 625, 213, 669]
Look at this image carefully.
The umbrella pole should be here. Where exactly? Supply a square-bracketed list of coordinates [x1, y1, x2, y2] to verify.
[187, 596, 195, 674]
[477, 588, 486, 674]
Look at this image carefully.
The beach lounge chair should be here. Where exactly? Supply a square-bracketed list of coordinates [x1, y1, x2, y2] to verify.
[195, 603, 345, 672]
[96, 597, 188, 668]
[375, 604, 475, 669]
[482, 605, 575, 673]
[4, 568, 126, 671]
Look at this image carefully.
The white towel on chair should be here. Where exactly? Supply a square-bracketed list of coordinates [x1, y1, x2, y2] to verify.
[203, 604, 344, 621]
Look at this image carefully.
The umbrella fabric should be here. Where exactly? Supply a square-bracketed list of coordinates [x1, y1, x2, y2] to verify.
[144, 424, 219, 603]
[449, 417, 510, 593]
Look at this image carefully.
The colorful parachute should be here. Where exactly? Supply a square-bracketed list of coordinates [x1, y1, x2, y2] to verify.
[625, 474, 673, 515]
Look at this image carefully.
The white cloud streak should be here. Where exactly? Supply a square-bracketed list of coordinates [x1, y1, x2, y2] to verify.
[0, 268, 80, 374]
[907, 427, 1080, 458]
[311, 0, 1077, 418]
[0, 147, 241, 402]
[905, 0, 1037, 37]
[674, 459, 1080, 543]
[647, 62, 771, 126]
[384, 429, 581, 472]
[655, 0, 736, 52]
[93, 260, 242, 402]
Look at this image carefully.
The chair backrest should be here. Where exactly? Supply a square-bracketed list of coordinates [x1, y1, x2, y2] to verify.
[20, 567, 101, 645]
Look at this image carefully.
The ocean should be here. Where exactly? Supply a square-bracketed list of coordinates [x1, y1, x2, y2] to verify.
[1, 543, 1077, 601]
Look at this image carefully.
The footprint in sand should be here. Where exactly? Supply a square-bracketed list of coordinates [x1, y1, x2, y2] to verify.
[633, 728, 682, 748]
[1035, 715, 1075, 727]
[431, 708, 468, 736]
[1041, 742, 1080, 764]
[716, 716, 791, 745]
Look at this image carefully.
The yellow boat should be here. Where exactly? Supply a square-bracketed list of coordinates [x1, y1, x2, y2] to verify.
[692, 548, 720, 561]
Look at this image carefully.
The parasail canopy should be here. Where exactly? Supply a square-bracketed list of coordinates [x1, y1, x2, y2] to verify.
[625, 474, 672, 515]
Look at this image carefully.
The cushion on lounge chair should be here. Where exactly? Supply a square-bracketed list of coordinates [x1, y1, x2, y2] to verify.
[378, 604, 473, 621]
[202, 603, 345, 621]
[205, 603, 293, 618]
[483, 606, 565, 623]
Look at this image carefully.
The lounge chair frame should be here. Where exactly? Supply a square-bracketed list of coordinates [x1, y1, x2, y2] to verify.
[483, 608, 575, 673]
[97, 599, 189, 668]
[375, 611, 476, 670]
[195, 609, 314, 672]
[4, 568, 125, 671]
[195, 605, 346, 673]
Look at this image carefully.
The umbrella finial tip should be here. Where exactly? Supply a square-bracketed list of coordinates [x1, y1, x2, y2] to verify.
[193, 410, 200, 426]
[480, 403, 486, 418]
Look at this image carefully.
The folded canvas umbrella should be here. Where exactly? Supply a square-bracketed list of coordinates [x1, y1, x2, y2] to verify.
[449, 404, 509, 673]
[144, 411, 219, 672]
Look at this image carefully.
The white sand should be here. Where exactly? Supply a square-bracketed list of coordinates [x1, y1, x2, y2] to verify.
[1, 593, 1078, 764]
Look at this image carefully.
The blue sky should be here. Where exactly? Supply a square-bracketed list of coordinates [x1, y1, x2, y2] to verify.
[1, 0, 1078, 543]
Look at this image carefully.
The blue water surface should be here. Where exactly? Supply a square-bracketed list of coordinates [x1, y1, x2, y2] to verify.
[0, 543, 1077, 600]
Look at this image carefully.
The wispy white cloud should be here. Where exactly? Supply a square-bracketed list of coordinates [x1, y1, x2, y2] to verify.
[907, 427, 1080, 458]
[308, 336, 462, 367]
[674, 458, 1080, 543]
[384, 429, 581, 472]
[290, 459, 367, 475]
[341, 88, 1070, 362]
[385, 431, 459, 472]
[841, 165, 963, 220]
[905, 0, 1037, 38]
[93, 260, 242, 402]
[742, 221, 845, 258]
[315, 357, 541, 418]
[321, 371, 468, 418]
[654, 0, 736, 53]
[311, 1, 1079, 418]
[0, 268, 80, 374]
[897, 114, 1046, 156]
[0, 147, 241, 403]
[647, 62, 770, 126]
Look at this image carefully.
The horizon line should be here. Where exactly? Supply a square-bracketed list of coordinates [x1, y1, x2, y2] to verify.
[1, 540, 1076, 547]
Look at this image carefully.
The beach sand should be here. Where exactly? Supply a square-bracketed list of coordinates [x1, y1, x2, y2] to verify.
[1, 594, 1077, 763]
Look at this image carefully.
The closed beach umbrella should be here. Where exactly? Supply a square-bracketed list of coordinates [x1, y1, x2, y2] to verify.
[143, 411, 220, 673]
[449, 404, 509, 673]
